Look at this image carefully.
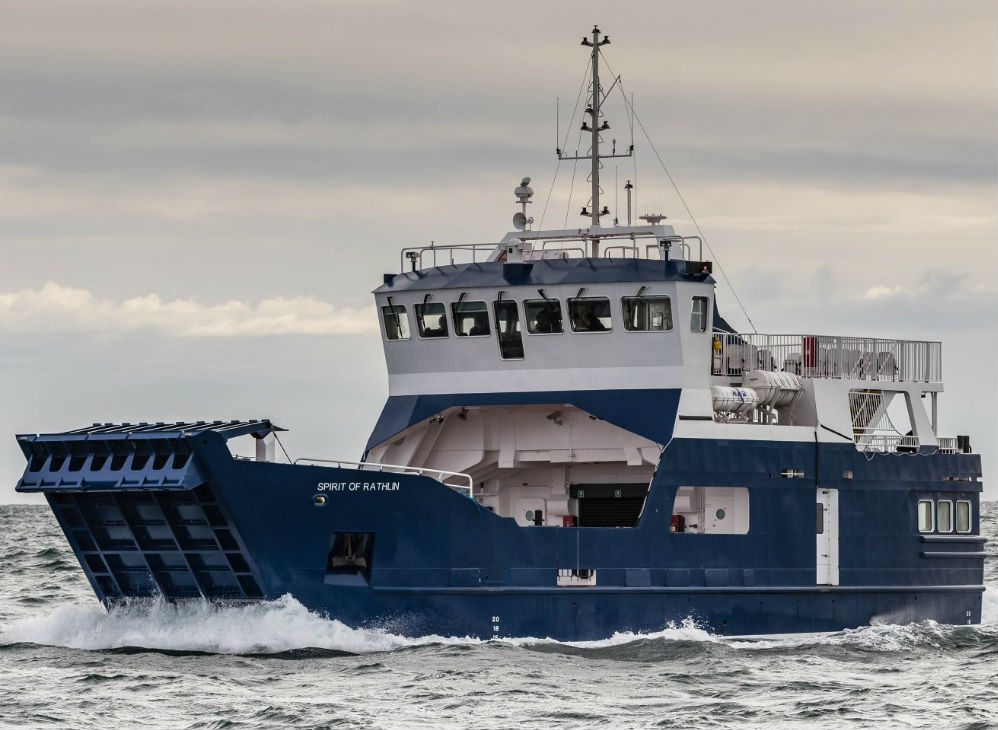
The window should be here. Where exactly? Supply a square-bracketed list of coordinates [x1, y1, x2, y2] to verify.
[568, 297, 612, 332]
[691, 296, 710, 333]
[815, 502, 824, 534]
[451, 300, 490, 337]
[414, 302, 448, 338]
[956, 500, 972, 533]
[381, 305, 410, 340]
[493, 300, 524, 359]
[524, 299, 564, 334]
[917, 499, 934, 533]
[936, 500, 953, 533]
[622, 296, 672, 331]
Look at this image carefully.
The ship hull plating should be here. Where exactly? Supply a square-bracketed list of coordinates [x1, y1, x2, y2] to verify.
[21, 424, 984, 640]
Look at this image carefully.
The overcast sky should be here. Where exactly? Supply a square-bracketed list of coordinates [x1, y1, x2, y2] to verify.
[1, 0, 995, 502]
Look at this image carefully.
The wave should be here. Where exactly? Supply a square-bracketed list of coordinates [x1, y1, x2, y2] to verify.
[0, 595, 474, 655]
[3, 586, 995, 657]
[982, 584, 998, 624]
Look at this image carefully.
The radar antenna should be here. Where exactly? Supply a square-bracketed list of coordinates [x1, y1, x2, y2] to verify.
[557, 26, 634, 249]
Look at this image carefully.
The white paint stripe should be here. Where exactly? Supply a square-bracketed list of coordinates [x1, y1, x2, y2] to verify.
[388, 366, 684, 396]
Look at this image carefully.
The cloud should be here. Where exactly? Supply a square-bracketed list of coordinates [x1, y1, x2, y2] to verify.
[0, 282, 375, 337]
[862, 285, 903, 300]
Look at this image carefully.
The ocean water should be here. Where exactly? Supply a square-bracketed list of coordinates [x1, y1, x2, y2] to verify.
[0, 504, 995, 729]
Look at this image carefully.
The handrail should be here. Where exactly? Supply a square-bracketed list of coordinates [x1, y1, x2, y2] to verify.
[399, 242, 499, 272]
[936, 437, 958, 454]
[603, 244, 640, 258]
[524, 247, 586, 260]
[539, 239, 592, 258]
[711, 333, 942, 383]
[293, 457, 474, 498]
[397, 229, 695, 271]
[852, 427, 919, 453]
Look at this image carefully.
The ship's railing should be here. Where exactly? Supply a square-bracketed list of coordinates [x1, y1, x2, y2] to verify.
[293, 457, 474, 498]
[397, 229, 699, 270]
[937, 437, 959, 454]
[399, 243, 499, 271]
[853, 428, 920, 453]
[712, 333, 942, 383]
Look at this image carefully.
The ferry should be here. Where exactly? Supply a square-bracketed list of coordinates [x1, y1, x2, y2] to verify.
[15, 28, 985, 639]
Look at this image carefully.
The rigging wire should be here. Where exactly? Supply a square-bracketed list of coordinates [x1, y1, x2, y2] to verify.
[537, 159, 561, 231]
[273, 431, 293, 464]
[630, 92, 638, 218]
[539, 56, 593, 230]
[564, 152, 580, 228]
[600, 50, 758, 333]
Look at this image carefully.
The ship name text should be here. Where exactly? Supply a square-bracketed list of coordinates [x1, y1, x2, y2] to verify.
[316, 481, 401, 492]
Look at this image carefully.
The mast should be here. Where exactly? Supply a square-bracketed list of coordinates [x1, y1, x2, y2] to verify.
[588, 25, 602, 230]
[557, 27, 634, 252]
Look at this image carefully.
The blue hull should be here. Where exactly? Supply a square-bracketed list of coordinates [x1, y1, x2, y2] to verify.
[17, 421, 985, 640]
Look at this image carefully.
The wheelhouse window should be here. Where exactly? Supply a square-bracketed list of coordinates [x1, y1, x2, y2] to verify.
[936, 500, 953, 533]
[622, 296, 672, 331]
[451, 300, 490, 337]
[691, 296, 709, 333]
[414, 302, 448, 338]
[917, 499, 934, 533]
[493, 300, 524, 359]
[568, 297, 612, 332]
[956, 500, 972, 533]
[381, 305, 410, 340]
[524, 299, 564, 334]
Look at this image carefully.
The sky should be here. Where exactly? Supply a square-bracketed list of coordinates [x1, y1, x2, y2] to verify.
[1, 0, 995, 502]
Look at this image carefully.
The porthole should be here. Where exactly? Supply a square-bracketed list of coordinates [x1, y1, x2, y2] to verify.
[715, 508, 726, 520]
[313, 494, 328, 508]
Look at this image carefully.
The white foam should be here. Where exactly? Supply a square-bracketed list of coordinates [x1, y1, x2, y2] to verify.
[724, 621, 946, 652]
[4, 587, 993, 654]
[982, 584, 998, 625]
[0, 594, 477, 654]
[507, 616, 718, 648]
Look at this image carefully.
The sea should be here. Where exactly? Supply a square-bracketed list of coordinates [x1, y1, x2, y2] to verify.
[0, 503, 995, 730]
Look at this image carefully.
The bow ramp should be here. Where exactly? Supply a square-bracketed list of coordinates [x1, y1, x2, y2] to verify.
[15, 420, 282, 603]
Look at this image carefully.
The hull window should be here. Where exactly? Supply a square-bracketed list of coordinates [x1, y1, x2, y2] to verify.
[568, 297, 612, 332]
[917, 500, 934, 533]
[956, 500, 972, 533]
[451, 300, 491, 337]
[414, 303, 449, 338]
[493, 300, 524, 358]
[622, 296, 672, 331]
[937, 500, 953, 533]
[524, 299, 564, 334]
